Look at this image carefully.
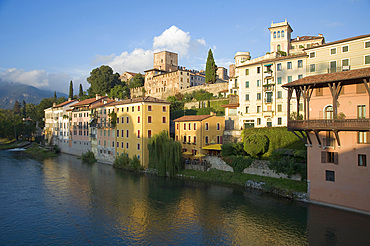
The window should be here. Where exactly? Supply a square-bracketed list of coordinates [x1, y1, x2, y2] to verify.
[257, 106, 261, 113]
[273, 31, 276, 38]
[188, 136, 191, 143]
[176, 123, 179, 130]
[121, 117, 124, 123]
[257, 80, 261, 87]
[194, 123, 197, 130]
[277, 91, 282, 98]
[278, 117, 282, 125]
[325, 170, 335, 182]
[246, 106, 249, 114]
[330, 61, 337, 73]
[277, 63, 282, 71]
[245, 69, 249, 75]
[245, 81, 249, 88]
[257, 118, 261, 125]
[256, 93, 261, 100]
[277, 104, 282, 112]
[357, 105, 366, 118]
[117, 130, 119, 137]
[117, 117, 119, 124]
[358, 131, 368, 144]
[365, 55, 370, 64]
[321, 151, 338, 164]
[342, 45, 348, 52]
[126, 117, 129, 123]
[148, 130, 152, 138]
[358, 154, 367, 166]
[121, 142, 124, 148]
[162, 117, 166, 123]
[342, 59, 349, 67]
[137, 143, 140, 150]
[137, 130, 140, 138]
[126, 130, 129, 138]
[188, 123, 191, 130]
[288, 76, 292, 83]
[126, 142, 129, 149]
[366, 41, 370, 48]
[309, 52, 315, 58]
[175, 135, 178, 141]
[281, 30, 284, 37]
[257, 67, 261, 74]
[121, 130, 124, 138]
[193, 136, 196, 144]
[138, 116, 140, 123]
[310, 64, 316, 72]
[298, 60, 303, 68]
[245, 94, 250, 101]
[162, 106, 167, 112]
[277, 77, 282, 85]
[217, 123, 220, 130]
[297, 74, 303, 79]
[205, 123, 209, 130]
[184, 123, 186, 130]
[148, 116, 152, 123]
[287, 62, 292, 69]
[277, 31, 280, 38]
[330, 48, 337, 55]
[148, 105, 152, 111]
[205, 136, 209, 144]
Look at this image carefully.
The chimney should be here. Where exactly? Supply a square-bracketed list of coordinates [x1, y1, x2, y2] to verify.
[68, 98, 71, 101]
[318, 33, 323, 37]
[53, 103, 56, 107]
[210, 112, 216, 116]
[96, 94, 101, 100]
[296, 36, 300, 40]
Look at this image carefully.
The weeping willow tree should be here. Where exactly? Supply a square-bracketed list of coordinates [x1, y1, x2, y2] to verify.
[148, 130, 182, 177]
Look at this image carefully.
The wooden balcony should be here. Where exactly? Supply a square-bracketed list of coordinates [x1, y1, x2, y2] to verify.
[288, 118, 370, 131]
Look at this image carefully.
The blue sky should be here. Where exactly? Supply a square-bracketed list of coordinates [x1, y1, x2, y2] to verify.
[0, 0, 369, 94]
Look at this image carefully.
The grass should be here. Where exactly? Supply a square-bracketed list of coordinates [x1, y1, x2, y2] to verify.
[178, 169, 307, 193]
[24, 143, 58, 159]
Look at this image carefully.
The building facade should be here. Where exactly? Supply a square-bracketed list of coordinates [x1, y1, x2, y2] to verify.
[284, 67, 370, 214]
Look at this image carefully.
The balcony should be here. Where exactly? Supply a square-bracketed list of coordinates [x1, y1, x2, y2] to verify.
[288, 118, 370, 131]
[90, 133, 96, 138]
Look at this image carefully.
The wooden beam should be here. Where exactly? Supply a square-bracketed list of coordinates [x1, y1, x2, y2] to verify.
[334, 130, 341, 148]
[305, 130, 312, 146]
[287, 88, 293, 123]
[314, 130, 322, 147]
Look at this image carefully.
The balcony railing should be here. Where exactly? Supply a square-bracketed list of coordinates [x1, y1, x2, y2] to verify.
[288, 118, 370, 131]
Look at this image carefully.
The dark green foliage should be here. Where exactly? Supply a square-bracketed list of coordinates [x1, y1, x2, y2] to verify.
[109, 83, 130, 99]
[79, 84, 83, 98]
[129, 74, 144, 88]
[13, 101, 21, 114]
[87, 65, 120, 96]
[22, 100, 26, 118]
[222, 155, 253, 173]
[108, 111, 117, 127]
[69, 81, 73, 99]
[242, 127, 306, 158]
[170, 101, 185, 112]
[81, 151, 97, 164]
[205, 49, 217, 84]
[114, 152, 143, 171]
[54, 91, 57, 99]
[221, 142, 246, 156]
[148, 130, 182, 177]
[193, 89, 214, 101]
[243, 134, 269, 159]
[269, 149, 307, 180]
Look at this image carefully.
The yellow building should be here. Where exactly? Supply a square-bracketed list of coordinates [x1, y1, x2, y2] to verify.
[112, 96, 170, 168]
[174, 113, 225, 156]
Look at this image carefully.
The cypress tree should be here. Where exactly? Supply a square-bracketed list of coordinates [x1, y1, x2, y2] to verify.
[22, 100, 26, 118]
[205, 49, 217, 84]
[69, 80, 73, 99]
[54, 91, 57, 99]
[14, 100, 21, 114]
[79, 84, 83, 98]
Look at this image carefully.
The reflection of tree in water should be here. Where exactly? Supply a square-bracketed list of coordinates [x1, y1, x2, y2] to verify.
[324, 228, 337, 246]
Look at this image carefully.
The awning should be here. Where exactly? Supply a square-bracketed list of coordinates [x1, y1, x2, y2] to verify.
[194, 153, 206, 158]
[182, 151, 193, 155]
[202, 144, 222, 151]
[264, 63, 273, 66]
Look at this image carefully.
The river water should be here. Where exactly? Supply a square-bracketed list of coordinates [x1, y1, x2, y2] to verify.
[0, 151, 369, 245]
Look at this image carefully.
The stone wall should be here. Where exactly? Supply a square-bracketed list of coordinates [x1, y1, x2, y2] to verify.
[205, 156, 233, 172]
[223, 130, 242, 143]
[180, 82, 228, 96]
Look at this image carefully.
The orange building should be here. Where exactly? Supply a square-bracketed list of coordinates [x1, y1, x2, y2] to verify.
[284, 67, 370, 214]
[174, 114, 225, 156]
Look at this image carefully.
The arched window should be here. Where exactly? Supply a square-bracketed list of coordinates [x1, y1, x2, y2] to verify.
[277, 31, 280, 38]
[273, 31, 276, 38]
[324, 105, 334, 119]
[282, 30, 285, 37]
[277, 44, 281, 51]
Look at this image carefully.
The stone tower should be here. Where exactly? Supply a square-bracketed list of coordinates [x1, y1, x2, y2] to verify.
[268, 19, 293, 55]
[153, 51, 178, 72]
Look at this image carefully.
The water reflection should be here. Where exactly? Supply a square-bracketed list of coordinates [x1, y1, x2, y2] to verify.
[1, 151, 369, 245]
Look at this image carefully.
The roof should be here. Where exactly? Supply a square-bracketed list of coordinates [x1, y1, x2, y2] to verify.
[237, 53, 307, 68]
[90, 99, 116, 109]
[291, 36, 323, 42]
[221, 103, 239, 108]
[53, 99, 77, 108]
[282, 67, 370, 88]
[71, 96, 108, 107]
[173, 115, 213, 122]
[110, 96, 170, 106]
[304, 34, 370, 50]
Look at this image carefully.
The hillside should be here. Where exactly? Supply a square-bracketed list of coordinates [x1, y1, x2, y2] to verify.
[0, 82, 68, 109]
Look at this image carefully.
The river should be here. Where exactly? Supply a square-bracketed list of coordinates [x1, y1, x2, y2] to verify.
[0, 150, 369, 245]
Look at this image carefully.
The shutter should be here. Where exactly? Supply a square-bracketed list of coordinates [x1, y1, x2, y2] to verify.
[334, 152, 338, 165]
[321, 151, 327, 163]
[367, 132, 370, 144]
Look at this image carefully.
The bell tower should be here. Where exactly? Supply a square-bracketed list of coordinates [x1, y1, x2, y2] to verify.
[268, 19, 293, 55]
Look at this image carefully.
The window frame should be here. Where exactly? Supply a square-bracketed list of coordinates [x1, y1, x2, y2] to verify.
[330, 47, 337, 55]
[309, 52, 316, 58]
[342, 45, 349, 53]
[287, 61, 292, 69]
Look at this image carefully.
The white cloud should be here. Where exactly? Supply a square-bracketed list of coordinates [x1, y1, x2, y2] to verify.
[197, 38, 206, 46]
[107, 48, 153, 74]
[153, 25, 191, 57]
[0, 68, 73, 94]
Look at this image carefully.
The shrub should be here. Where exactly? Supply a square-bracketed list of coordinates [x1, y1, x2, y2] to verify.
[221, 142, 246, 156]
[81, 151, 96, 164]
[113, 152, 130, 169]
[269, 148, 307, 180]
[243, 134, 269, 159]
[130, 155, 143, 171]
[222, 155, 253, 173]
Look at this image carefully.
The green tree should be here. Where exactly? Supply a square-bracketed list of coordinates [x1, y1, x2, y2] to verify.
[79, 84, 84, 98]
[69, 80, 73, 99]
[205, 49, 217, 84]
[22, 100, 26, 118]
[54, 91, 57, 99]
[129, 74, 144, 88]
[243, 134, 269, 159]
[148, 130, 182, 177]
[13, 101, 21, 115]
[109, 83, 130, 99]
[87, 65, 120, 96]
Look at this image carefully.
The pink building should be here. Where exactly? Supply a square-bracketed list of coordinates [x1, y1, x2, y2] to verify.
[284, 67, 370, 214]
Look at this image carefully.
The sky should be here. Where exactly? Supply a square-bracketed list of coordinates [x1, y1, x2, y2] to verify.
[0, 0, 369, 95]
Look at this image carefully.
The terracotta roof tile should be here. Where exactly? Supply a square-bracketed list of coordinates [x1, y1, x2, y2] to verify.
[304, 34, 370, 50]
[291, 36, 323, 42]
[173, 115, 213, 122]
[90, 99, 115, 109]
[221, 103, 239, 108]
[282, 67, 370, 88]
[110, 96, 170, 106]
[72, 96, 108, 107]
[53, 99, 77, 108]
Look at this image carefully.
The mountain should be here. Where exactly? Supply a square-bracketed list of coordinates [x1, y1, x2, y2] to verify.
[0, 82, 68, 109]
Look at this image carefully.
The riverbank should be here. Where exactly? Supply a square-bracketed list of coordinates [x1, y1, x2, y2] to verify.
[24, 143, 58, 159]
[177, 169, 307, 200]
